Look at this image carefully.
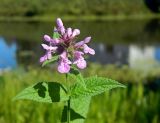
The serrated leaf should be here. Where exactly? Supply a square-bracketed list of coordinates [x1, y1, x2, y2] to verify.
[61, 97, 91, 123]
[68, 67, 85, 87]
[71, 76, 126, 98]
[42, 55, 59, 67]
[13, 82, 69, 103]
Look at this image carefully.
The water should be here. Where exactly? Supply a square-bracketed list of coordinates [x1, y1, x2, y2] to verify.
[0, 19, 160, 70]
[0, 37, 17, 69]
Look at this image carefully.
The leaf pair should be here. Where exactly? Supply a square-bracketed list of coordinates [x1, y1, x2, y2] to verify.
[13, 76, 125, 123]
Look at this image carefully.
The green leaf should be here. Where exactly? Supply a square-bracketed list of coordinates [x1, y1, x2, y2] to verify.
[13, 82, 69, 103]
[71, 76, 126, 98]
[61, 97, 91, 123]
[42, 55, 59, 67]
[68, 67, 85, 87]
[53, 31, 60, 39]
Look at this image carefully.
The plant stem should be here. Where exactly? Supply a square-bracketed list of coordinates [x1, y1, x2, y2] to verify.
[67, 98, 71, 123]
[66, 74, 70, 123]
[65, 74, 68, 86]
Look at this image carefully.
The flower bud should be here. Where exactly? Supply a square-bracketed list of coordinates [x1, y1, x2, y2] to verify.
[56, 18, 63, 27]
[67, 28, 72, 37]
[72, 29, 80, 37]
[44, 35, 51, 42]
[84, 37, 91, 43]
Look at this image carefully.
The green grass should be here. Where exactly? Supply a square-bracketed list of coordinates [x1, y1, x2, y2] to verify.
[0, 65, 160, 123]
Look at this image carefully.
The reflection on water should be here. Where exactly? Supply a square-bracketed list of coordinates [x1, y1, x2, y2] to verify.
[0, 19, 160, 70]
[0, 37, 17, 70]
[129, 45, 160, 70]
[91, 44, 128, 65]
[155, 47, 160, 61]
[1, 37, 160, 71]
[92, 44, 160, 70]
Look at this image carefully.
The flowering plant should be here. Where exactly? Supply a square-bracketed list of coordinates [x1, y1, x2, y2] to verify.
[14, 18, 125, 123]
[40, 18, 95, 73]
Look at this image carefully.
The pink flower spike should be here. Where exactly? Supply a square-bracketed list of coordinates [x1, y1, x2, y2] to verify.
[44, 35, 51, 42]
[83, 44, 95, 55]
[71, 29, 80, 38]
[40, 18, 96, 73]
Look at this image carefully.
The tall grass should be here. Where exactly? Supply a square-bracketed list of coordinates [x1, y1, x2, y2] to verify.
[0, 65, 160, 123]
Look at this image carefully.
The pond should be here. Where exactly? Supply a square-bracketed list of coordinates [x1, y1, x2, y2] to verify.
[0, 19, 160, 70]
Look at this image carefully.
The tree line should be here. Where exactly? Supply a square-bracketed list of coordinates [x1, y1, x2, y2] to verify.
[0, 0, 150, 17]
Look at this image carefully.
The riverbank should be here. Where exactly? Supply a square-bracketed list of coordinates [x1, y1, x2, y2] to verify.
[1, 14, 160, 22]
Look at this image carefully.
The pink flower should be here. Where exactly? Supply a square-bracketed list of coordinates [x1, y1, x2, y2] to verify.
[44, 35, 51, 42]
[56, 18, 63, 27]
[73, 51, 87, 69]
[66, 28, 72, 37]
[61, 28, 80, 43]
[56, 18, 65, 35]
[58, 58, 71, 73]
[83, 44, 95, 55]
[40, 44, 57, 63]
[40, 55, 48, 63]
[71, 29, 80, 38]
[44, 35, 60, 45]
[74, 36, 95, 55]
[76, 58, 87, 69]
[40, 18, 95, 73]
[74, 37, 91, 48]
[58, 51, 72, 73]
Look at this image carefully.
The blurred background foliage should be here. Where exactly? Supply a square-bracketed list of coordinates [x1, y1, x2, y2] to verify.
[0, 0, 151, 20]
[1, 19, 160, 45]
[0, 64, 160, 123]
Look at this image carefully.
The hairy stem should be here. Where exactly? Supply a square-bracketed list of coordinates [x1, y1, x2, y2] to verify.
[66, 74, 70, 123]
[67, 98, 71, 123]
